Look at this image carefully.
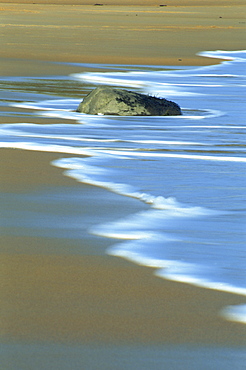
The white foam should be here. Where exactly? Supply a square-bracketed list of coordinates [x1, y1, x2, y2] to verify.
[41, 110, 85, 121]
[129, 139, 208, 146]
[71, 73, 145, 87]
[70, 50, 246, 100]
[0, 125, 82, 143]
[94, 149, 246, 163]
[107, 244, 246, 297]
[199, 50, 246, 61]
[221, 304, 246, 324]
[13, 99, 80, 111]
[156, 269, 246, 296]
[59, 166, 136, 197]
[107, 248, 173, 269]
[72, 73, 200, 97]
[91, 208, 188, 238]
[53, 157, 218, 221]
[0, 141, 92, 156]
[148, 196, 216, 215]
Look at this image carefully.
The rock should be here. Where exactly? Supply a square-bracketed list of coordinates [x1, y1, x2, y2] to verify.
[76, 86, 182, 116]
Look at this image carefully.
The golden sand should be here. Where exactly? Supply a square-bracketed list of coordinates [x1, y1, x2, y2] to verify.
[0, 149, 83, 192]
[1, 252, 246, 345]
[0, 0, 245, 75]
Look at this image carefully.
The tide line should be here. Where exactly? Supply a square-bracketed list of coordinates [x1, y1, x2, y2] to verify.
[96, 149, 246, 163]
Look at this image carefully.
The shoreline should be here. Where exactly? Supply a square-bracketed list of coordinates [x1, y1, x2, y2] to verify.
[1, 147, 246, 346]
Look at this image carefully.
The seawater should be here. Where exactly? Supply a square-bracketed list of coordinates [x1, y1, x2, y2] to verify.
[1, 50, 245, 324]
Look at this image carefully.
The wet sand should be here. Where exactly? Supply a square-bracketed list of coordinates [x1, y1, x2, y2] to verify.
[1, 250, 246, 345]
[0, 149, 86, 192]
[0, 0, 246, 355]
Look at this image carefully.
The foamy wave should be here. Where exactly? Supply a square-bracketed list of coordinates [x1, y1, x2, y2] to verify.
[96, 149, 246, 163]
[71, 72, 200, 97]
[13, 99, 80, 111]
[0, 141, 92, 156]
[40, 108, 212, 121]
[148, 196, 216, 215]
[70, 50, 246, 100]
[156, 268, 246, 296]
[129, 139, 208, 145]
[220, 304, 246, 324]
[57, 166, 136, 197]
[53, 157, 219, 219]
[107, 242, 246, 298]
[71, 73, 145, 88]
[91, 206, 209, 240]
[41, 110, 86, 121]
[199, 50, 246, 61]
[11, 94, 223, 122]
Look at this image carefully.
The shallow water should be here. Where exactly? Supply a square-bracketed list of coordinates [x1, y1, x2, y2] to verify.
[0, 50, 246, 324]
[1, 343, 246, 370]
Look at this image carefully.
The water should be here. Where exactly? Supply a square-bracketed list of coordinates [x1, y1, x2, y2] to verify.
[0, 50, 245, 324]
[1, 343, 246, 370]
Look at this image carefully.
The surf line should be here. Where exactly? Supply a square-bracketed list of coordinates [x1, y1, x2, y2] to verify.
[94, 149, 246, 163]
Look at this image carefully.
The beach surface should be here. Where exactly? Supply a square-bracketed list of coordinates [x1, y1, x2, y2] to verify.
[0, 0, 246, 366]
[1, 0, 245, 75]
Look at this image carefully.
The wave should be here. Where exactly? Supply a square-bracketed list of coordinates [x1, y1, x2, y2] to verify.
[70, 50, 246, 97]
[221, 304, 246, 324]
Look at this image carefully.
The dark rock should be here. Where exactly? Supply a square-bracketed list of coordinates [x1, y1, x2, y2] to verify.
[76, 86, 182, 116]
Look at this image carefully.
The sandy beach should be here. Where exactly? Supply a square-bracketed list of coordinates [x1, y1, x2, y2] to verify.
[0, 0, 246, 366]
[1, 0, 245, 75]
[1, 245, 246, 345]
